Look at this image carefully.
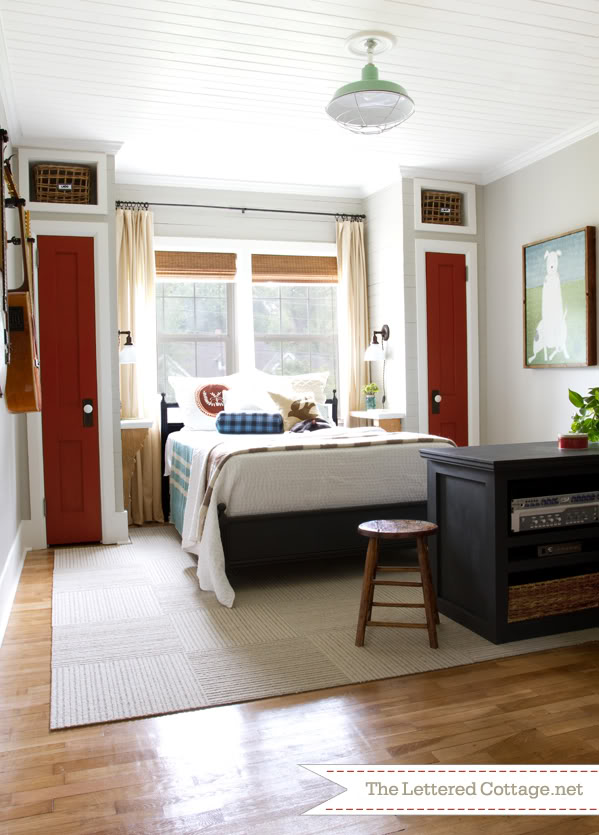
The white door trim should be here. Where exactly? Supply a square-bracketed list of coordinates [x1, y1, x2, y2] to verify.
[28, 220, 128, 548]
[415, 239, 480, 445]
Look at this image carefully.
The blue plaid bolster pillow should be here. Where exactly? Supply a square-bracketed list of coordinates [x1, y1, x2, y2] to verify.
[215, 411, 284, 434]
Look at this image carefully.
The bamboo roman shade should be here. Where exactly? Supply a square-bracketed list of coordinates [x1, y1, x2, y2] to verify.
[155, 251, 236, 279]
[252, 254, 338, 283]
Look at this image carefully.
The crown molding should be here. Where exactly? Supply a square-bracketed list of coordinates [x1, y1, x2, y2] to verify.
[399, 166, 483, 186]
[361, 169, 403, 198]
[115, 171, 365, 200]
[0, 13, 21, 142]
[18, 136, 123, 155]
[482, 119, 599, 185]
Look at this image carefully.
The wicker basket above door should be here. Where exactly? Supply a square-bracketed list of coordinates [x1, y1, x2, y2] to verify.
[421, 189, 462, 226]
[33, 163, 91, 204]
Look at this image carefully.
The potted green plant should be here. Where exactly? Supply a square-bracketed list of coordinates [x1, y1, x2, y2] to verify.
[363, 382, 379, 410]
[569, 387, 599, 441]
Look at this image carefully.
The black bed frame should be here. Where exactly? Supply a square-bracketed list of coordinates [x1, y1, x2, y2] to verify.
[160, 392, 427, 567]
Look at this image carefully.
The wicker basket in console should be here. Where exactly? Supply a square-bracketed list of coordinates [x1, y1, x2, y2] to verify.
[508, 571, 599, 622]
[33, 163, 91, 204]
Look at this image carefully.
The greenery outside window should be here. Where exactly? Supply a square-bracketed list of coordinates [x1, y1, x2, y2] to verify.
[253, 283, 338, 398]
[156, 279, 234, 400]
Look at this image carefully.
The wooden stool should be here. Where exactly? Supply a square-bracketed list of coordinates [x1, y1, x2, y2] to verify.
[355, 519, 440, 649]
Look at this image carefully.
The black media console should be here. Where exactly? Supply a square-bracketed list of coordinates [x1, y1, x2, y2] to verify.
[420, 442, 599, 644]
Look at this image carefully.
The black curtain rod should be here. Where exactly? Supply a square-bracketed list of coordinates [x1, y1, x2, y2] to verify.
[115, 199, 365, 220]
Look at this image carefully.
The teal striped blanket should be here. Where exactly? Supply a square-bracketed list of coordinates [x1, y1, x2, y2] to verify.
[170, 440, 193, 534]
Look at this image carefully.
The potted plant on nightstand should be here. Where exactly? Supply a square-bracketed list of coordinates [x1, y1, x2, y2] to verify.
[569, 387, 599, 442]
[363, 382, 379, 410]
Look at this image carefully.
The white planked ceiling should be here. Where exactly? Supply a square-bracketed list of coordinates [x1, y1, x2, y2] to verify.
[0, 0, 598, 195]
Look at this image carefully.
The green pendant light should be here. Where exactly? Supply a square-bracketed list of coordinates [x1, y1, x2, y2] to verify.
[326, 32, 415, 135]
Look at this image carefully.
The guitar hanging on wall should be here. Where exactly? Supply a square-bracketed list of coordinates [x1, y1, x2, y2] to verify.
[0, 128, 8, 377]
[3, 157, 42, 413]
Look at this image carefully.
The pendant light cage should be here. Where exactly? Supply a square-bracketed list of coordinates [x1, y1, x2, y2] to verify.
[326, 33, 415, 135]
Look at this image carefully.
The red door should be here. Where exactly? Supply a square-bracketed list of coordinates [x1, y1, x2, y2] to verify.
[38, 236, 102, 545]
[426, 252, 468, 446]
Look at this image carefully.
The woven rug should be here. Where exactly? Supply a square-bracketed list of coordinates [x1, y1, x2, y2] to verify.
[50, 525, 599, 729]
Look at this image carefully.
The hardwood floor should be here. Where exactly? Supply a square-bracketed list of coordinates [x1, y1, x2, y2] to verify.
[0, 549, 598, 834]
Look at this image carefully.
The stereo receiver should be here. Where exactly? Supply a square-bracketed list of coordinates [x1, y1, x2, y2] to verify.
[511, 490, 599, 533]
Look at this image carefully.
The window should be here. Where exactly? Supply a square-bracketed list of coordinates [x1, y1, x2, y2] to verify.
[155, 246, 339, 402]
[252, 253, 338, 399]
[253, 284, 338, 397]
[155, 251, 235, 400]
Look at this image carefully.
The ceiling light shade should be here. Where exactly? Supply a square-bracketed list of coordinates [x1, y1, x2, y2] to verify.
[326, 33, 415, 135]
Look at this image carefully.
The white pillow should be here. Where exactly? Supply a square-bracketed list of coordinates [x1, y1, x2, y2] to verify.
[222, 386, 278, 414]
[169, 374, 241, 429]
[255, 370, 329, 404]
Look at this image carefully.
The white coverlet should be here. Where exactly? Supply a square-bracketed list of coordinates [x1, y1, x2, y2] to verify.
[166, 428, 454, 607]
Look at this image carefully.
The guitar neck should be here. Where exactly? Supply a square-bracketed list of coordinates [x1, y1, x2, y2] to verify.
[15, 205, 30, 294]
[4, 160, 32, 294]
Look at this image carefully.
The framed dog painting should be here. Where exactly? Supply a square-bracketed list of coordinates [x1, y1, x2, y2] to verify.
[523, 226, 596, 368]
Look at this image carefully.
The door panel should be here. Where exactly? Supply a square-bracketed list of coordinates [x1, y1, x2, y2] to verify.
[426, 252, 468, 446]
[38, 236, 102, 545]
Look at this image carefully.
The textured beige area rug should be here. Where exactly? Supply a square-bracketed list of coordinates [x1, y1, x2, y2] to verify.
[51, 525, 599, 729]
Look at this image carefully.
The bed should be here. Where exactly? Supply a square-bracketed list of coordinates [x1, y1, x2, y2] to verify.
[160, 393, 455, 607]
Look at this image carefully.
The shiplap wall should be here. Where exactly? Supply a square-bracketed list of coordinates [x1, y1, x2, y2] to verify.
[365, 182, 407, 420]
[114, 183, 364, 244]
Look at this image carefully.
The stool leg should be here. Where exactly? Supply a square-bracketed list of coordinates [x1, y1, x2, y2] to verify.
[355, 538, 379, 647]
[417, 537, 438, 649]
[365, 542, 378, 625]
[426, 554, 440, 624]
[432, 588, 440, 625]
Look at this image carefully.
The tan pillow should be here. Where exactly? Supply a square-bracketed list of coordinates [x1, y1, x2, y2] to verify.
[268, 390, 321, 431]
[257, 370, 329, 404]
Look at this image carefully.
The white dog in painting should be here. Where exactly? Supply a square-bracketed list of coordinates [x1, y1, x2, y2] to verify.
[528, 249, 569, 363]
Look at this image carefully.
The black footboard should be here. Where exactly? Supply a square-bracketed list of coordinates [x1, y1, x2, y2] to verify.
[217, 500, 428, 567]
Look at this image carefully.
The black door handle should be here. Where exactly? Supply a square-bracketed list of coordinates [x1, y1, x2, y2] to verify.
[82, 398, 94, 427]
[431, 390, 442, 414]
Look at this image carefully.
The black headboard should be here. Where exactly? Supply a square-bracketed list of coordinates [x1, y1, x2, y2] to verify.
[328, 390, 338, 426]
[160, 388, 338, 522]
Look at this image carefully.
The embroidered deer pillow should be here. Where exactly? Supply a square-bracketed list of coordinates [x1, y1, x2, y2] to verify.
[267, 389, 321, 431]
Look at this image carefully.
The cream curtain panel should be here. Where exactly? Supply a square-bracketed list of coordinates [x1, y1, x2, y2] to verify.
[336, 219, 370, 426]
[117, 209, 164, 524]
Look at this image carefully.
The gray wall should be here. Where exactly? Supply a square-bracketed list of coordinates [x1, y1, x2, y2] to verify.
[0, 99, 29, 574]
[482, 133, 599, 443]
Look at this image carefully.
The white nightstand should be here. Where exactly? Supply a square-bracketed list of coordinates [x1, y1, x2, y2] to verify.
[350, 410, 405, 432]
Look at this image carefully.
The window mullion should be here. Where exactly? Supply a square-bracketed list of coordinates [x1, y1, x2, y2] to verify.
[235, 249, 255, 373]
[157, 332, 226, 343]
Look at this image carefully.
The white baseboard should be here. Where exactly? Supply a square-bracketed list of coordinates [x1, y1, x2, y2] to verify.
[0, 522, 30, 647]
[102, 509, 129, 545]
